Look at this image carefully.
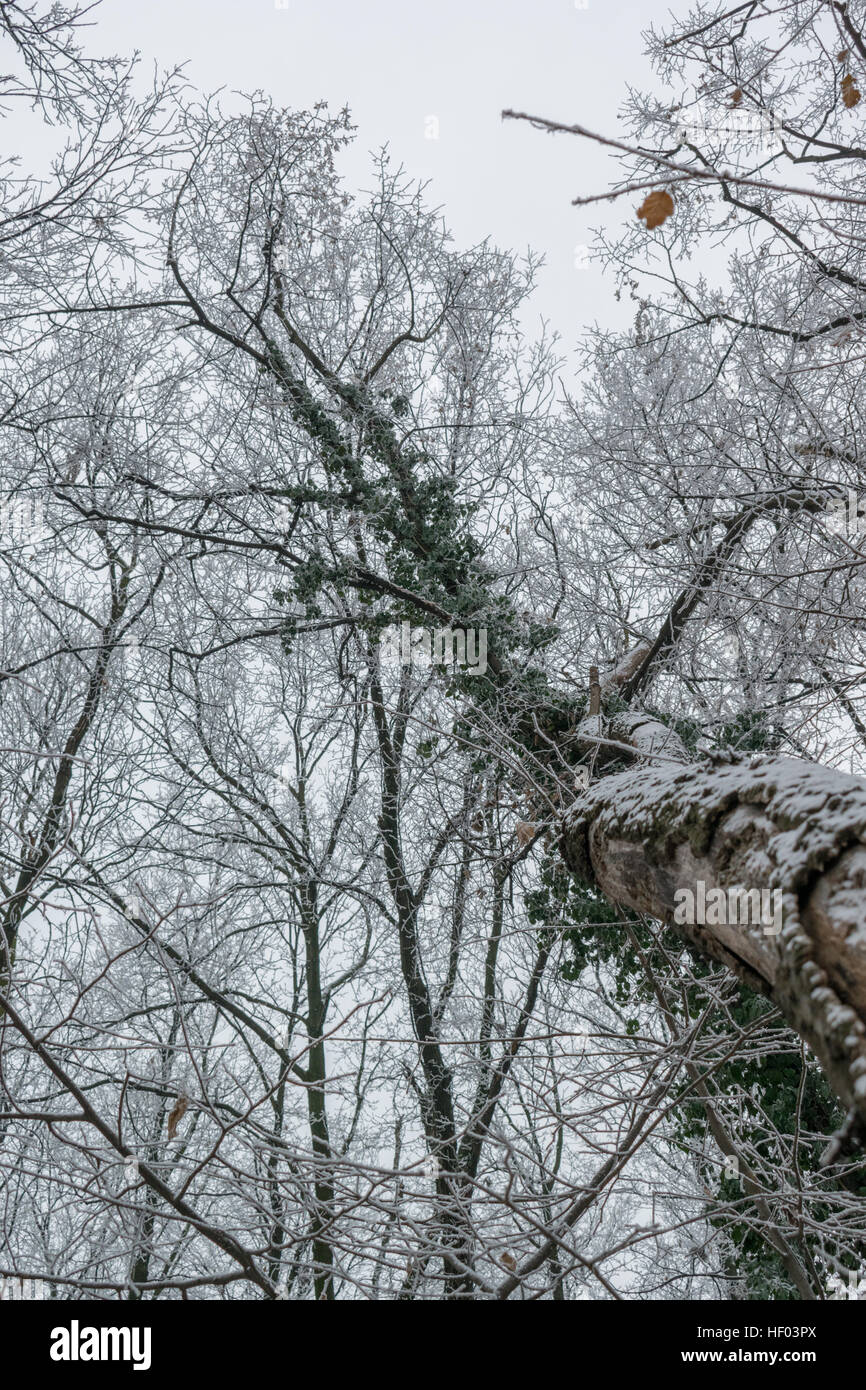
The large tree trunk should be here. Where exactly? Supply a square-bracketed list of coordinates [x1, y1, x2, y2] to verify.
[561, 753, 866, 1141]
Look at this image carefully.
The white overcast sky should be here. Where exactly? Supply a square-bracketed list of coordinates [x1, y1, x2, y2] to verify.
[89, 0, 664, 352]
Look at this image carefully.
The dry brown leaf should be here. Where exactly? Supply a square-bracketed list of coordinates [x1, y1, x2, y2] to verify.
[167, 1094, 188, 1140]
[730, 88, 743, 106]
[636, 190, 674, 230]
[515, 821, 536, 847]
[842, 73, 861, 108]
[501, 1252, 517, 1271]
[838, 49, 849, 63]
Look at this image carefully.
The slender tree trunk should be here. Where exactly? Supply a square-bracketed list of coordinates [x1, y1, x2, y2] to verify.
[300, 887, 336, 1301]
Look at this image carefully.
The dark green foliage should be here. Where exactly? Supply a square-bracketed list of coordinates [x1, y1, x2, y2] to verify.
[713, 709, 784, 754]
[675, 985, 857, 1299]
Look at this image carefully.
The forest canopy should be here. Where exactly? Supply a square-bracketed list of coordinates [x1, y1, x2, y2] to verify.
[1, 0, 866, 1303]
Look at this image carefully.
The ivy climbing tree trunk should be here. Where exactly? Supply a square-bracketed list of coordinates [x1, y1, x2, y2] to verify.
[561, 754, 866, 1144]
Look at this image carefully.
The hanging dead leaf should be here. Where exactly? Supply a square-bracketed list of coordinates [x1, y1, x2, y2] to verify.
[636, 191, 674, 230]
[515, 821, 536, 847]
[501, 1252, 517, 1271]
[730, 88, 743, 106]
[837, 49, 849, 63]
[167, 1094, 188, 1140]
[842, 73, 861, 108]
